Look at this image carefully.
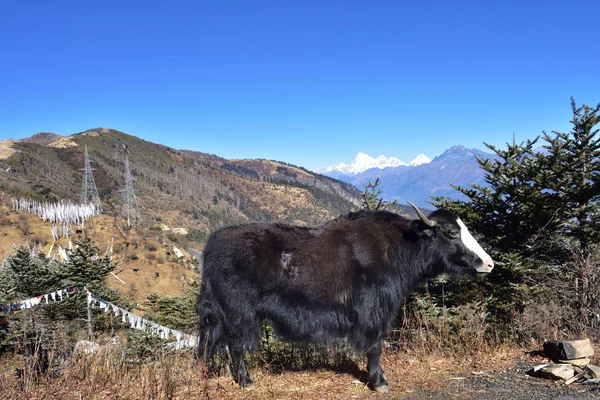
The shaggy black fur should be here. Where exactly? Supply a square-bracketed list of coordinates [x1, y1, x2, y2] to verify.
[197, 208, 489, 391]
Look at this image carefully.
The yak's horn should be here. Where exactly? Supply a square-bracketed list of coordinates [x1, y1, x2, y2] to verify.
[408, 202, 437, 228]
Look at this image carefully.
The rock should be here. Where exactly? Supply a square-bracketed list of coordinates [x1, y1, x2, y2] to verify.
[565, 369, 587, 385]
[583, 378, 600, 385]
[172, 245, 185, 258]
[586, 365, 600, 378]
[543, 339, 594, 360]
[73, 339, 125, 369]
[530, 364, 550, 374]
[172, 227, 188, 235]
[555, 357, 591, 367]
[532, 364, 575, 381]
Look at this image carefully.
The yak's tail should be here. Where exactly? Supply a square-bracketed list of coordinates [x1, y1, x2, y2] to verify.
[197, 279, 224, 362]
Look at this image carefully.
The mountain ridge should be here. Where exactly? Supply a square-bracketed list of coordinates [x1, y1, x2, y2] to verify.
[318, 152, 431, 175]
[1, 127, 361, 230]
[320, 145, 497, 208]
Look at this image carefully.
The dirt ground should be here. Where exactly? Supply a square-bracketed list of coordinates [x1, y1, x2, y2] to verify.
[194, 349, 600, 400]
[396, 359, 600, 400]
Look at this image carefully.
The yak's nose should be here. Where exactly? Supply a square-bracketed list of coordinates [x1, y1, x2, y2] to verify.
[476, 257, 494, 273]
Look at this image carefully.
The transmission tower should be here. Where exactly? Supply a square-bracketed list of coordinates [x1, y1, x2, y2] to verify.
[121, 155, 141, 227]
[80, 145, 102, 212]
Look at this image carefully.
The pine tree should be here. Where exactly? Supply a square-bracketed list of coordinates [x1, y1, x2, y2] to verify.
[0, 247, 62, 298]
[541, 98, 600, 250]
[435, 100, 600, 258]
[432, 99, 600, 332]
[57, 238, 116, 293]
[358, 178, 398, 211]
[143, 282, 198, 332]
[0, 239, 123, 357]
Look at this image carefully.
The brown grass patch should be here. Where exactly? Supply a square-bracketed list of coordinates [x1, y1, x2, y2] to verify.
[0, 140, 17, 159]
[0, 344, 524, 400]
[48, 136, 78, 148]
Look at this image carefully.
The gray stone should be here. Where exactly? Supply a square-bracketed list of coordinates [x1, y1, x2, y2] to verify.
[586, 364, 600, 378]
[533, 363, 575, 381]
[582, 378, 600, 385]
[555, 357, 591, 367]
[543, 338, 594, 360]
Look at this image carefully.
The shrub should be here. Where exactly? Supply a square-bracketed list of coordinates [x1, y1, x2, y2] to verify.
[145, 242, 158, 252]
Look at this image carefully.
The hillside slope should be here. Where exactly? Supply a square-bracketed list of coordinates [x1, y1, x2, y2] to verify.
[0, 128, 361, 299]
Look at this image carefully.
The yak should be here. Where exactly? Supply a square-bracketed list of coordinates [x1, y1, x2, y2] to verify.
[197, 203, 494, 392]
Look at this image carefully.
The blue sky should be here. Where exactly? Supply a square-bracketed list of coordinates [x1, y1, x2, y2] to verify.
[1, 0, 598, 171]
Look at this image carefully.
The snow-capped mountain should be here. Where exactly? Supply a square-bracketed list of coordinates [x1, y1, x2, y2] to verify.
[319, 152, 430, 175]
[408, 153, 431, 166]
[318, 146, 498, 208]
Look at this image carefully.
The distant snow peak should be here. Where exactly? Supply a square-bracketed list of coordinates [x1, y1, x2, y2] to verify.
[409, 153, 431, 166]
[319, 152, 407, 175]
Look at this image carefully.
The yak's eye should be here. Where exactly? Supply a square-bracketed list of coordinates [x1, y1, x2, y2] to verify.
[448, 230, 460, 238]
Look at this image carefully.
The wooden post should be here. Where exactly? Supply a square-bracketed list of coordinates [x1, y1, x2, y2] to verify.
[110, 312, 114, 337]
[86, 288, 94, 341]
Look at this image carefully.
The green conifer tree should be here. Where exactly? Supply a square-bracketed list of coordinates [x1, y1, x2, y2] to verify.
[432, 99, 600, 333]
[0, 238, 123, 357]
[541, 98, 600, 250]
[358, 178, 398, 211]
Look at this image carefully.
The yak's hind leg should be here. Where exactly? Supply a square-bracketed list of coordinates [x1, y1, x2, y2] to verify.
[366, 340, 388, 393]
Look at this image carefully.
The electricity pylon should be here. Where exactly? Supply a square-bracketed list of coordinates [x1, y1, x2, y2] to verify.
[121, 155, 141, 227]
[80, 145, 102, 212]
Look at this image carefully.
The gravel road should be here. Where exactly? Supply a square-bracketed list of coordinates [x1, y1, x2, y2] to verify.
[397, 359, 600, 400]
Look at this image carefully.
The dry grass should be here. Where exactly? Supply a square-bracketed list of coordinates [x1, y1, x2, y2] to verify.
[0, 141, 17, 159]
[47, 136, 77, 148]
[0, 344, 524, 400]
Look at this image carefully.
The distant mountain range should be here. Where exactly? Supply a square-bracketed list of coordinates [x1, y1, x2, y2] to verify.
[318, 152, 431, 175]
[318, 146, 498, 208]
[1, 128, 497, 224]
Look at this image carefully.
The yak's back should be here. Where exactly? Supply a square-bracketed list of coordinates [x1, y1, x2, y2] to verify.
[201, 211, 412, 304]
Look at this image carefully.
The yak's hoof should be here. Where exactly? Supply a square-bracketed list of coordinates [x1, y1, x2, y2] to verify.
[374, 384, 389, 393]
[239, 377, 254, 390]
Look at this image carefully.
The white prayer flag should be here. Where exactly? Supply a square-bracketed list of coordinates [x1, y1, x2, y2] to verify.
[172, 330, 182, 342]
[130, 314, 137, 329]
[162, 327, 171, 340]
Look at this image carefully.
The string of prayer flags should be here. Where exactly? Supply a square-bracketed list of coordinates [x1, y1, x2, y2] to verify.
[86, 290, 197, 349]
[1, 286, 197, 350]
[1, 285, 80, 315]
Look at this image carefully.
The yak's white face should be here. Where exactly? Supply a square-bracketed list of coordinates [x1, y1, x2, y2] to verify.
[456, 218, 494, 273]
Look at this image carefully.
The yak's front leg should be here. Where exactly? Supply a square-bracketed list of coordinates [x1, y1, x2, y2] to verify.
[229, 347, 254, 389]
[366, 341, 388, 392]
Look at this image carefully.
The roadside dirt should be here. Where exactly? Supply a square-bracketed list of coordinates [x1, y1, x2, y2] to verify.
[399, 359, 600, 400]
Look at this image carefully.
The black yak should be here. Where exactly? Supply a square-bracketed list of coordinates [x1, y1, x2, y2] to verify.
[197, 203, 493, 392]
